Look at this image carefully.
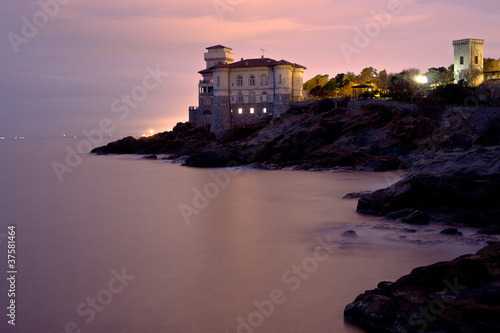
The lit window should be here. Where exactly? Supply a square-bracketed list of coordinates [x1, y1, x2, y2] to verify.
[238, 93, 243, 102]
[263, 108, 267, 114]
[262, 92, 267, 102]
[237, 76, 243, 86]
[250, 108, 255, 114]
[238, 108, 243, 114]
[250, 76, 255, 86]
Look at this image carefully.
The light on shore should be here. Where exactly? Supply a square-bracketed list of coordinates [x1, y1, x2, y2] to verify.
[416, 75, 428, 84]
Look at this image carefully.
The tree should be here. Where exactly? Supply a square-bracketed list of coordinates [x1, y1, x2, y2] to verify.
[484, 58, 500, 72]
[426, 67, 448, 86]
[376, 69, 390, 94]
[445, 64, 454, 84]
[359, 67, 377, 84]
[334, 73, 347, 88]
[388, 68, 422, 102]
[322, 79, 339, 97]
[303, 74, 329, 91]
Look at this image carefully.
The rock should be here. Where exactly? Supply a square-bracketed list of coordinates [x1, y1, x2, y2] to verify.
[400, 210, 429, 225]
[478, 225, 500, 235]
[342, 230, 358, 238]
[140, 155, 157, 160]
[343, 191, 373, 199]
[358, 146, 500, 227]
[344, 243, 500, 333]
[440, 228, 464, 236]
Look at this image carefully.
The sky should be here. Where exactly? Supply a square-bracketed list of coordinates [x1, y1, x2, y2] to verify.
[0, 0, 499, 139]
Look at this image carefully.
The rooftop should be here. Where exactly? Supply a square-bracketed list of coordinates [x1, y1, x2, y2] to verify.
[209, 57, 306, 70]
[206, 45, 232, 50]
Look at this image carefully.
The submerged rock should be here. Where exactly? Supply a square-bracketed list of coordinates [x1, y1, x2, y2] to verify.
[342, 230, 358, 238]
[344, 243, 500, 333]
[440, 228, 463, 236]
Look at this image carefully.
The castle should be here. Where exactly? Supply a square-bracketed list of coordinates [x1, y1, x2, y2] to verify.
[189, 45, 306, 138]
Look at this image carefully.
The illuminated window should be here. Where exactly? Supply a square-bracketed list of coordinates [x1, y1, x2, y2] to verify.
[250, 108, 255, 114]
[262, 92, 268, 102]
[238, 108, 243, 114]
[250, 93, 255, 102]
[238, 93, 243, 102]
[237, 75, 243, 86]
[263, 108, 267, 114]
[250, 76, 255, 86]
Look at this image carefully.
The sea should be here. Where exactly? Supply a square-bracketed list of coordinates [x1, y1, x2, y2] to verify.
[0, 138, 487, 333]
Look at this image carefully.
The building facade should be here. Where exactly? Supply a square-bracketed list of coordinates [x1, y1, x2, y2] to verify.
[453, 38, 485, 86]
[189, 45, 306, 138]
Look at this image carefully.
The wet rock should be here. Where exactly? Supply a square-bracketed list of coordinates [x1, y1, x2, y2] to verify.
[440, 228, 464, 236]
[400, 210, 429, 225]
[343, 191, 373, 199]
[358, 146, 500, 227]
[342, 230, 358, 238]
[140, 155, 157, 160]
[478, 225, 500, 235]
[344, 243, 500, 333]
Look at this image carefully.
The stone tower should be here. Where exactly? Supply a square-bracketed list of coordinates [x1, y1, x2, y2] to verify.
[453, 38, 484, 86]
[204, 45, 234, 68]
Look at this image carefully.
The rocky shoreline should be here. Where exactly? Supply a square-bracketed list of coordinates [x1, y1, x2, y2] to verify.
[344, 242, 500, 333]
[92, 99, 500, 332]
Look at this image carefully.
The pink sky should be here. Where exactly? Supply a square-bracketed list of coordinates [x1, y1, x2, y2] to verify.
[0, 0, 499, 138]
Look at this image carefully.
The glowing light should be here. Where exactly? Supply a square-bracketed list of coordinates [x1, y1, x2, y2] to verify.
[416, 75, 428, 84]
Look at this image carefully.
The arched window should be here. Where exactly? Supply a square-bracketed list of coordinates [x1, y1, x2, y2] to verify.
[237, 75, 243, 86]
[238, 93, 243, 103]
[261, 75, 268, 86]
[202, 110, 212, 115]
[262, 92, 268, 103]
[250, 75, 255, 86]
[249, 93, 255, 103]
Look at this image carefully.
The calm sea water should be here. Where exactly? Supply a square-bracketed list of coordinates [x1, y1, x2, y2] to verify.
[0, 139, 485, 333]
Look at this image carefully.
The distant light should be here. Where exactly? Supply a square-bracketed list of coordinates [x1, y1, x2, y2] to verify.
[416, 75, 428, 84]
[0, 137, 4, 140]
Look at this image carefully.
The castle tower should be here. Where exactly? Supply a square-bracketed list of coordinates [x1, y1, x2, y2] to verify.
[204, 45, 234, 68]
[453, 38, 484, 86]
